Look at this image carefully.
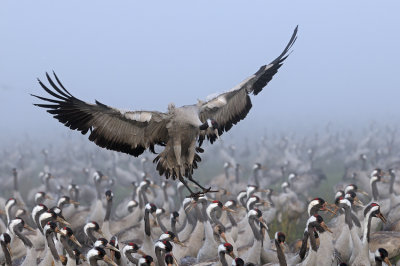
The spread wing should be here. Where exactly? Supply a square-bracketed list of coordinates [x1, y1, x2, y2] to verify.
[32, 72, 170, 157]
[198, 26, 297, 145]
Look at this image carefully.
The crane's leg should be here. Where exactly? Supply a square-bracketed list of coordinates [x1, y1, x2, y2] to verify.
[178, 176, 200, 198]
[187, 175, 219, 194]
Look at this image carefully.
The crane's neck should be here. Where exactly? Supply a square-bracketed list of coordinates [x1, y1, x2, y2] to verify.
[125, 251, 139, 265]
[371, 181, 379, 201]
[248, 217, 262, 241]
[144, 209, 151, 237]
[275, 239, 287, 266]
[235, 167, 240, 184]
[156, 214, 168, 233]
[253, 169, 260, 187]
[1, 241, 12, 265]
[299, 230, 309, 260]
[155, 247, 165, 266]
[219, 251, 228, 266]
[13, 171, 18, 192]
[104, 199, 112, 222]
[60, 236, 74, 258]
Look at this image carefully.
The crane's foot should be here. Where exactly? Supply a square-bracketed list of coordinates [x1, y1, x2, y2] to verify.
[202, 187, 219, 194]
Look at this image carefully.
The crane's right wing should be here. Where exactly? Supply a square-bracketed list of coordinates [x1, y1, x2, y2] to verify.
[32, 72, 170, 157]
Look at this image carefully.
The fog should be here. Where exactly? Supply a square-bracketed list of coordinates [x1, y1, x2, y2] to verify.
[1, 1, 399, 143]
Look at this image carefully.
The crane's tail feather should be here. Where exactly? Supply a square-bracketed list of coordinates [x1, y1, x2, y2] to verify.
[153, 147, 202, 180]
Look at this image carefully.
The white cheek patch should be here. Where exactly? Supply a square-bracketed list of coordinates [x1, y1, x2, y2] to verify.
[225, 201, 233, 208]
[247, 209, 258, 218]
[340, 199, 351, 207]
[344, 185, 354, 194]
[335, 191, 343, 199]
[308, 200, 319, 215]
[218, 243, 225, 253]
[370, 176, 379, 184]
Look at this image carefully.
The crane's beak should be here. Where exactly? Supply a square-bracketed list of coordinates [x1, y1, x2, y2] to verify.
[173, 237, 185, 247]
[228, 251, 236, 259]
[24, 224, 35, 232]
[70, 200, 80, 206]
[222, 206, 236, 213]
[56, 216, 71, 226]
[384, 257, 392, 266]
[103, 255, 117, 266]
[353, 197, 364, 207]
[377, 212, 387, 223]
[70, 235, 82, 247]
[358, 189, 369, 196]
[138, 250, 147, 256]
[220, 232, 227, 243]
[106, 243, 119, 252]
[258, 217, 268, 230]
[96, 229, 106, 238]
[321, 203, 337, 215]
[321, 222, 333, 233]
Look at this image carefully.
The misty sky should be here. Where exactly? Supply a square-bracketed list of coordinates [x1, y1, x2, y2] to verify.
[1, 1, 399, 142]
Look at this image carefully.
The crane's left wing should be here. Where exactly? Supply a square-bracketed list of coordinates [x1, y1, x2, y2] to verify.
[198, 26, 297, 145]
[32, 72, 170, 157]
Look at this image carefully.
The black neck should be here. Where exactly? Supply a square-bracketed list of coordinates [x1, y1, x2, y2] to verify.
[275, 239, 287, 266]
[125, 251, 139, 264]
[155, 247, 165, 266]
[219, 251, 228, 266]
[235, 167, 240, 183]
[144, 209, 151, 237]
[13, 172, 18, 192]
[104, 199, 112, 222]
[253, 169, 260, 187]
[60, 236, 75, 258]
[224, 168, 229, 180]
[1, 242, 12, 266]
[15, 230, 33, 248]
[299, 231, 309, 259]
[95, 183, 102, 200]
[308, 226, 318, 252]
[46, 233, 60, 261]
[170, 218, 177, 236]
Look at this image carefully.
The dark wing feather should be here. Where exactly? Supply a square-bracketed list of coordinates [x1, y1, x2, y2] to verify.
[32, 72, 170, 157]
[198, 26, 297, 145]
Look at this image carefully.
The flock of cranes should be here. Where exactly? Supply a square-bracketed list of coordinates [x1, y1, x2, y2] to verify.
[0, 123, 399, 265]
[1, 25, 398, 266]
